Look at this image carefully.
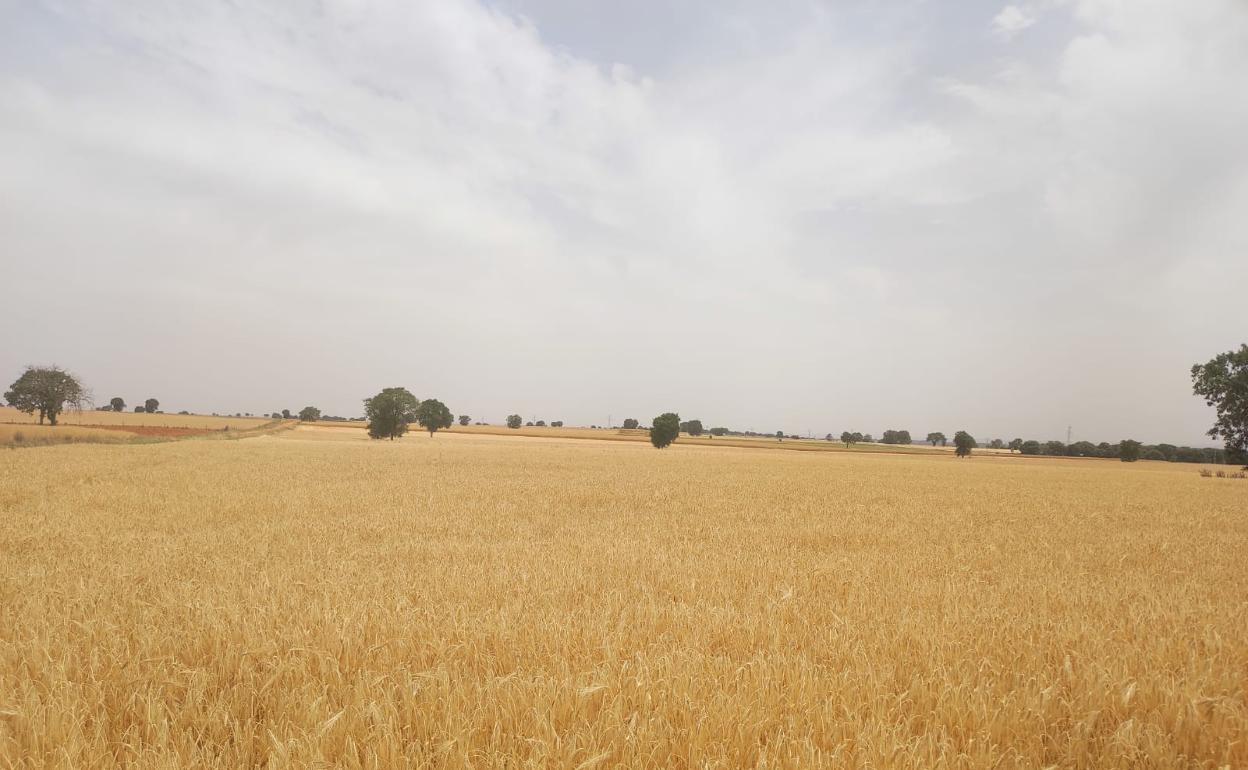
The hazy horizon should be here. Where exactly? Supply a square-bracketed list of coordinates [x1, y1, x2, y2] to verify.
[3, 1, 1245, 446]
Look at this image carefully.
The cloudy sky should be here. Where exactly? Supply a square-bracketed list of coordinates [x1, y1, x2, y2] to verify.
[2, 0, 1245, 444]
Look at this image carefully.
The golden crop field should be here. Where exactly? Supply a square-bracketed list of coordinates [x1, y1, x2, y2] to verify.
[0, 406, 271, 431]
[1, 427, 1245, 769]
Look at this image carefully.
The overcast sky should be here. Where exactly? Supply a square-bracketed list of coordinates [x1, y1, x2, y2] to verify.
[2, 0, 1245, 444]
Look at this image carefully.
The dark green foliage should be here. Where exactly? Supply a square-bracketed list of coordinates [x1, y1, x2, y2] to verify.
[144, 398, 159, 413]
[622, 418, 640, 430]
[953, 431, 975, 457]
[415, 398, 453, 436]
[1043, 441, 1066, 456]
[458, 415, 471, 426]
[1020, 440, 1041, 455]
[926, 432, 947, 446]
[364, 387, 419, 440]
[882, 429, 912, 445]
[1066, 441, 1096, 456]
[506, 414, 522, 429]
[1119, 439, 1142, 462]
[1009, 438, 1023, 453]
[1192, 344, 1248, 468]
[110, 397, 125, 412]
[680, 419, 704, 436]
[650, 412, 680, 449]
[4, 366, 88, 426]
[298, 406, 320, 422]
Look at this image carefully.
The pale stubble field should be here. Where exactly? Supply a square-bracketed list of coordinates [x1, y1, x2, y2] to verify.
[1, 427, 1245, 768]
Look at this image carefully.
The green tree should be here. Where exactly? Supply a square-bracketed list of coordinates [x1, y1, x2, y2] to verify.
[364, 387, 419, 440]
[1119, 439, 1142, 462]
[953, 430, 975, 458]
[622, 418, 639, 430]
[1020, 440, 1041, 455]
[1008, 438, 1023, 453]
[711, 427, 730, 436]
[840, 431, 853, 447]
[1068, 440, 1097, 457]
[989, 438, 1005, 449]
[458, 415, 471, 426]
[650, 412, 680, 449]
[1192, 344, 1248, 468]
[282, 409, 292, 419]
[298, 406, 320, 422]
[415, 398, 453, 436]
[1043, 441, 1066, 456]
[681, 419, 704, 436]
[109, 397, 125, 412]
[506, 414, 523, 429]
[926, 432, 946, 447]
[144, 398, 159, 414]
[4, 366, 88, 426]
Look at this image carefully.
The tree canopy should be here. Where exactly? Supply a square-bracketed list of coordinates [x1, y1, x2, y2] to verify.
[415, 398, 453, 436]
[458, 415, 471, 426]
[926, 432, 946, 446]
[1192, 344, 1248, 467]
[1119, 439, 1142, 462]
[622, 418, 640, 430]
[144, 398, 159, 413]
[680, 419, 704, 436]
[650, 413, 680, 449]
[364, 387, 419, 440]
[953, 431, 976, 457]
[4, 366, 88, 426]
[506, 414, 523, 429]
[298, 406, 321, 422]
[110, 397, 125, 412]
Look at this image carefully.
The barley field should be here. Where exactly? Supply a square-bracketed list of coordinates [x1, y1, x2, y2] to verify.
[0, 406, 270, 431]
[1, 428, 1245, 769]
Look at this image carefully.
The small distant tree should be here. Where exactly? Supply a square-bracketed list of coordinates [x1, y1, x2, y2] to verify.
[525, 421, 533, 427]
[4, 366, 89, 426]
[1192, 344, 1248, 468]
[682, 419, 704, 436]
[622, 418, 640, 430]
[926, 432, 945, 446]
[1069, 440, 1097, 457]
[535, 420, 546, 427]
[897, 430, 911, 444]
[298, 406, 321, 422]
[144, 398, 159, 413]
[415, 398, 453, 436]
[953, 430, 975, 458]
[282, 409, 292, 419]
[364, 387, 419, 440]
[458, 415, 471, 426]
[775, 430, 784, 441]
[1043, 441, 1066, 456]
[841, 431, 854, 447]
[1119, 439, 1142, 462]
[551, 420, 564, 427]
[651, 412, 680, 449]
[271, 412, 282, 419]
[1020, 440, 1041, 455]
[506, 414, 522, 429]
[862, 433, 874, 443]
[134, 405, 144, 413]
[989, 438, 1004, 450]
[710, 427, 729, 436]
[1008, 438, 1023, 453]
[110, 397, 126, 412]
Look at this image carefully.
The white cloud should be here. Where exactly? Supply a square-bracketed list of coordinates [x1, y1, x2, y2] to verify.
[992, 5, 1037, 39]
